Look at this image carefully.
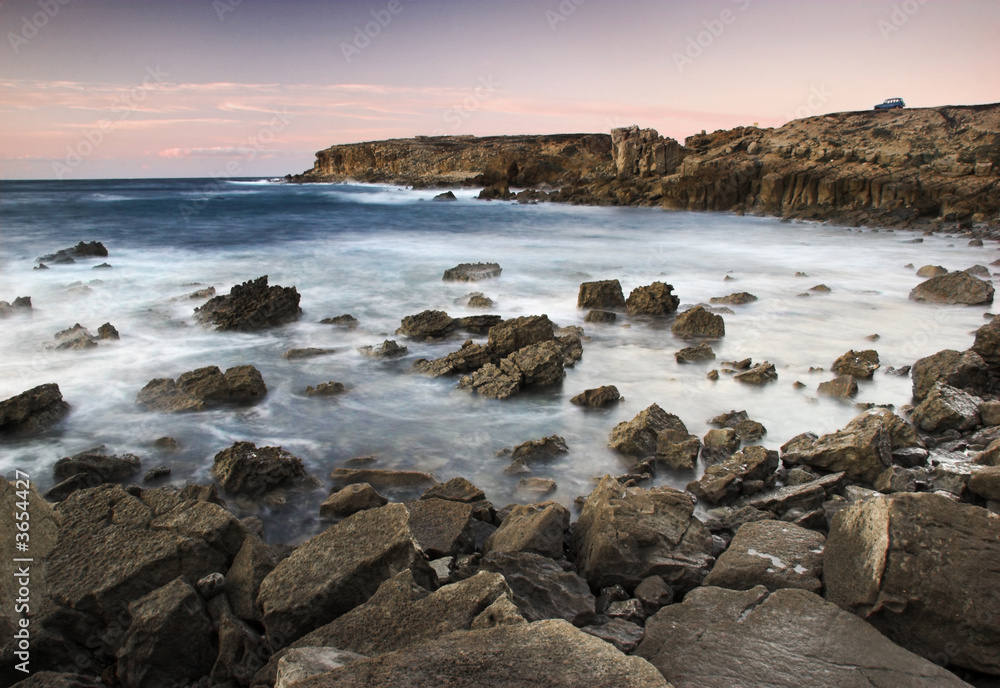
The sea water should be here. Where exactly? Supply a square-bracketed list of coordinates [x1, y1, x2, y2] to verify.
[0, 178, 993, 542]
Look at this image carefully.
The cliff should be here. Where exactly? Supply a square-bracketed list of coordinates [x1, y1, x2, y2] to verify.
[290, 104, 1000, 228]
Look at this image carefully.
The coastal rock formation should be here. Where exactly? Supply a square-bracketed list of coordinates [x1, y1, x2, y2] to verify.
[570, 385, 622, 408]
[909, 382, 981, 432]
[701, 520, 825, 593]
[831, 349, 880, 379]
[397, 310, 456, 339]
[136, 365, 267, 412]
[609, 404, 686, 458]
[825, 493, 1000, 675]
[671, 306, 725, 339]
[578, 279, 626, 311]
[442, 262, 502, 281]
[0, 296, 32, 317]
[480, 552, 595, 625]
[211, 441, 315, 496]
[0, 383, 70, 436]
[637, 586, 972, 688]
[909, 271, 995, 305]
[911, 348, 989, 400]
[625, 282, 680, 316]
[687, 446, 779, 504]
[195, 275, 302, 331]
[37, 241, 108, 265]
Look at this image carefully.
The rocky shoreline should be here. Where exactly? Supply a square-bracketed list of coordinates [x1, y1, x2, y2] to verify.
[3, 250, 1000, 686]
[288, 103, 1000, 234]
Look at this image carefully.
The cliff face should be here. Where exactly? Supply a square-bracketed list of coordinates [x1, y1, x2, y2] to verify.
[291, 104, 1000, 227]
[290, 133, 613, 188]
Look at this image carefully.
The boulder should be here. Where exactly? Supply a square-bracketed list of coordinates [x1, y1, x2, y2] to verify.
[818, 375, 859, 398]
[54, 324, 97, 350]
[0, 383, 70, 436]
[0, 296, 32, 318]
[972, 316, 1000, 368]
[609, 404, 686, 458]
[703, 427, 740, 453]
[487, 315, 555, 357]
[320, 314, 359, 329]
[637, 585, 971, 688]
[286, 619, 669, 688]
[655, 430, 702, 470]
[210, 602, 270, 685]
[442, 262, 502, 281]
[358, 339, 407, 357]
[911, 349, 990, 401]
[195, 275, 302, 331]
[225, 533, 286, 623]
[969, 466, 1000, 500]
[460, 340, 565, 399]
[734, 361, 777, 385]
[572, 476, 714, 591]
[97, 322, 119, 340]
[733, 418, 767, 443]
[584, 309, 617, 324]
[873, 466, 918, 493]
[116, 577, 216, 688]
[578, 279, 626, 310]
[454, 314, 504, 334]
[736, 471, 845, 518]
[320, 483, 388, 518]
[421, 477, 485, 503]
[701, 520, 825, 592]
[915, 265, 948, 277]
[909, 271, 994, 305]
[483, 502, 569, 559]
[825, 493, 1000, 674]
[675, 343, 715, 363]
[910, 382, 981, 432]
[397, 310, 455, 339]
[257, 503, 436, 649]
[305, 381, 347, 397]
[480, 551, 595, 625]
[403, 498, 476, 558]
[780, 409, 923, 484]
[500, 435, 569, 473]
[671, 305, 725, 339]
[625, 282, 680, 316]
[570, 385, 621, 408]
[330, 468, 437, 491]
[136, 365, 267, 412]
[37, 241, 108, 264]
[211, 442, 314, 497]
[831, 349, 880, 379]
[433, 191, 458, 202]
[581, 618, 645, 654]
[709, 292, 758, 305]
[687, 446, 779, 505]
[274, 649, 366, 688]
[517, 477, 556, 498]
[49, 448, 141, 498]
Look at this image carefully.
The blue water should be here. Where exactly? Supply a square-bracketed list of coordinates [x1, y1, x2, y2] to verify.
[1, 178, 995, 542]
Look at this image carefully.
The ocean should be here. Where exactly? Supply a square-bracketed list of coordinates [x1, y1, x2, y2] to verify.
[0, 177, 992, 542]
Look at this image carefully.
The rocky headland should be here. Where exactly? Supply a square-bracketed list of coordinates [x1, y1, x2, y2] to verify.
[289, 103, 1000, 230]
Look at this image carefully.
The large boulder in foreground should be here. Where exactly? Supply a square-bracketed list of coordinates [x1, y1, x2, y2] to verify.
[911, 349, 990, 401]
[908, 271, 994, 305]
[701, 520, 825, 593]
[116, 577, 216, 688]
[625, 282, 679, 316]
[0, 383, 70, 436]
[609, 404, 686, 458]
[257, 503, 435, 649]
[671, 305, 725, 339]
[572, 476, 714, 592]
[780, 409, 923, 484]
[578, 279, 626, 311]
[289, 619, 669, 688]
[637, 585, 971, 688]
[910, 382, 981, 432]
[825, 492, 1000, 675]
[136, 365, 267, 412]
[195, 275, 302, 331]
[480, 551, 595, 625]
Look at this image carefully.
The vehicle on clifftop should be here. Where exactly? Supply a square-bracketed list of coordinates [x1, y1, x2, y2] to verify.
[874, 97, 906, 110]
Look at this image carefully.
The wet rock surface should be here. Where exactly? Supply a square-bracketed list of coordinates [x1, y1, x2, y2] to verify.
[0, 383, 70, 436]
[195, 275, 302, 331]
[136, 364, 267, 412]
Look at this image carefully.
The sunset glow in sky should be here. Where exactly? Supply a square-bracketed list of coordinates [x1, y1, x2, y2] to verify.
[0, 0, 997, 179]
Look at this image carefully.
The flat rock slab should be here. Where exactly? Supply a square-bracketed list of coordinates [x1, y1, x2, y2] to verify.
[909, 271, 994, 305]
[638, 585, 971, 687]
[291, 619, 670, 688]
[443, 262, 502, 281]
[825, 492, 1000, 675]
[702, 519, 825, 592]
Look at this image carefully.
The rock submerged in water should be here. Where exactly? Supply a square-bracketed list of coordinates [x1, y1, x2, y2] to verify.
[584, 309, 616, 324]
[817, 374, 859, 398]
[36, 240, 108, 265]
[211, 441, 316, 496]
[709, 291, 758, 305]
[283, 347, 336, 360]
[610, 403, 686, 458]
[831, 349, 880, 379]
[195, 275, 302, 331]
[733, 361, 777, 385]
[675, 342, 715, 363]
[0, 296, 32, 317]
[625, 282, 679, 316]
[570, 385, 621, 408]
[358, 339, 408, 358]
[320, 313, 359, 329]
[136, 365, 267, 412]
[909, 270, 994, 305]
[910, 348, 989, 401]
[305, 381, 347, 397]
[671, 305, 725, 339]
[397, 309, 455, 339]
[0, 383, 70, 436]
[442, 262, 502, 281]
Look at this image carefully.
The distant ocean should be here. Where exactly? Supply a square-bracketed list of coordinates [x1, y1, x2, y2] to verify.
[0, 178, 991, 542]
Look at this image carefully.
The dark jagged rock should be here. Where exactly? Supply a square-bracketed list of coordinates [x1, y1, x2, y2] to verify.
[0, 296, 32, 317]
[320, 314, 359, 328]
[442, 262, 502, 281]
[584, 309, 617, 324]
[671, 305, 724, 339]
[483, 502, 569, 559]
[211, 441, 315, 496]
[433, 190, 457, 201]
[305, 381, 347, 397]
[460, 340, 565, 399]
[0, 383, 70, 436]
[403, 498, 476, 558]
[195, 275, 302, 331]
[909, 270, 995, 305]
[570, 385, 621, 408]
[136, 365, 267, 412]
[37, 241, 108, 264]
[54, 324, 97, 350]
[831, 349, 880, 379]
[625, 282, 679, 316]
[97, 322, 119, 340]
[687, 445, 779, 505]
[655, 429, 702, 470]
[52, 447, 140, 485]
[578, 279, 626, 311]
[826, 493, 1000, 675]
[397, 310, 456, 339]
[358, 339, 408, 357]
[454, 314, 504, 334]
[500, 435, 569, 473]
[422, 477, 486, 503]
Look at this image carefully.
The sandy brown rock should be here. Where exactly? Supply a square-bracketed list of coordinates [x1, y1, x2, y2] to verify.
[0, 383, 70, 436]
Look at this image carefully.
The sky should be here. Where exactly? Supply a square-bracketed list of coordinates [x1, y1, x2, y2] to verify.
[0, 0, 996, 180]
